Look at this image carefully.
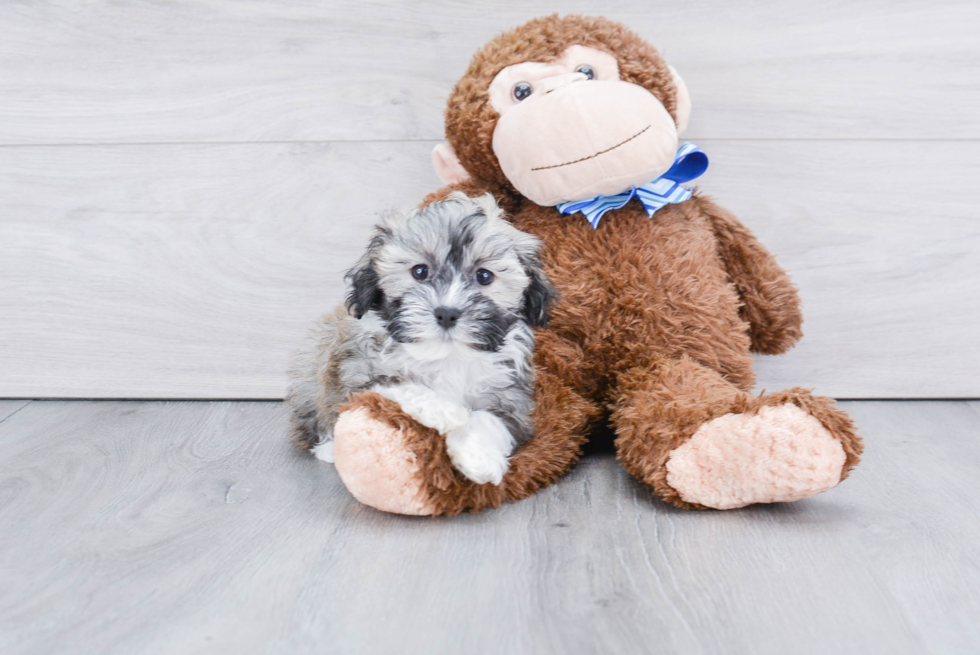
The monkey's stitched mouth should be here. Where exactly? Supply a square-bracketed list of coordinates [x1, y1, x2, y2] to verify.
[530, 125, 651, 171]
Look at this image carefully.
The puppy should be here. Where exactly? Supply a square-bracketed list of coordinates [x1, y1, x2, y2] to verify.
[287, 192, 556, 485]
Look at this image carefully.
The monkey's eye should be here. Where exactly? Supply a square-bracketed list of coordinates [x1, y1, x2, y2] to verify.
[512, 82, 533, 102]
[475, 269, 494, 286]
[411, 264, 429, 281]
[576, 65, 595, 80]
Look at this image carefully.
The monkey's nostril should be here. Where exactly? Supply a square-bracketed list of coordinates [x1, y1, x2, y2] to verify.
[434, 306, 462, 329]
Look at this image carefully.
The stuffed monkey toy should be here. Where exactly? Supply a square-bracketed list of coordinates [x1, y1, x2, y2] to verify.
[319, 14, 862, 515]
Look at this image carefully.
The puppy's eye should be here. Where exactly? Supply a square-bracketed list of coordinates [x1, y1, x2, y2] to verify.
[475, 269, 494, 286]
[512, 82, 532, 102]
[576, 65, 595, 80]
[411, 264, 429, 281]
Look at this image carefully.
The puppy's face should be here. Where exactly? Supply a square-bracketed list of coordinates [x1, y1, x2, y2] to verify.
[346, 193, 555, 359]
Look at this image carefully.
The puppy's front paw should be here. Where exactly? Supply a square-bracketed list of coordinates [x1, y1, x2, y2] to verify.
[445, 411, 515, 486]
[311, 439, 334, 463]
[309, 428, 335, 463]
[371, 383, 468, 435]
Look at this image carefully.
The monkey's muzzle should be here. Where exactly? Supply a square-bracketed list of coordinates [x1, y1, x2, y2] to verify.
[492, 80, 682, 206]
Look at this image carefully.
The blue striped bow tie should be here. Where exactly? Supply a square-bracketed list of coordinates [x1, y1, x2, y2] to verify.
[557, 142, 709, 229]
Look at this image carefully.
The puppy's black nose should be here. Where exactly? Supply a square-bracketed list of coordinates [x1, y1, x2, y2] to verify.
[434, 306, 461, 329]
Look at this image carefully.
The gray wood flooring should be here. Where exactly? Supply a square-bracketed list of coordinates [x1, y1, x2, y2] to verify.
[1, 1, 979, 399]
[0, 401, 30, 424]
[1, 400, 978, 655]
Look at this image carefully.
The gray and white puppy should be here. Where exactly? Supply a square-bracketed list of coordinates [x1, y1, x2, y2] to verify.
[287, 192, 555, 485]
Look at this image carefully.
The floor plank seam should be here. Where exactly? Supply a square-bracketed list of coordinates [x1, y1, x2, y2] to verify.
[0, 400, 32, 425]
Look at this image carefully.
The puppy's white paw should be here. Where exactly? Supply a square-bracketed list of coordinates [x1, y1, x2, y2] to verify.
[445, 411, 515, 486]
[312, 438, 335, 463]
[371, 383, 468, 434]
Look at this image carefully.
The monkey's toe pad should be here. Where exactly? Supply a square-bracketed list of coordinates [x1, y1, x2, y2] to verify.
[333, 407, 436, 516]
[665, 404, 846, 510]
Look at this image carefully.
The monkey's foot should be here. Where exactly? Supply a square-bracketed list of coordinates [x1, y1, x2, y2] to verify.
[664, 404, 846, 510]
[332, 401, 437, 516]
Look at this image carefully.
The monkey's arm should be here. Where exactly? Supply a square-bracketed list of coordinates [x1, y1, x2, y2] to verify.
[696, 195, 803, 355]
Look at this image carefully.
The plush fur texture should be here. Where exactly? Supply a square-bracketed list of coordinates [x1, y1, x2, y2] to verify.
[287, 192, 557, 486]
[444, 14, 683, 202]
[307, 14, 863, 515]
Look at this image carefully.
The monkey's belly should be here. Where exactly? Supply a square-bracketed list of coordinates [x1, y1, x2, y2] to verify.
[516, 200, 755, 389]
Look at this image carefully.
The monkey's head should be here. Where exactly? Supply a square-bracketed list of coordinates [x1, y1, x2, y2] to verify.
[433, 15, 692, 207]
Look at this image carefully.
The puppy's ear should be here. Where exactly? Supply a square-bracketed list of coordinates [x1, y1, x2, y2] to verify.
[345, 230, 387, 319]
[521, 258, 557, 328]
[345, 263, 384, 319]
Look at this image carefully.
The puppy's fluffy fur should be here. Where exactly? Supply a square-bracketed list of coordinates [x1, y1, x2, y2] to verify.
[287, 193, 555, 485]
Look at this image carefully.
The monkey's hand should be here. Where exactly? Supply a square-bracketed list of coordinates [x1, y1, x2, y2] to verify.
[370, 383, 468, 435]
[445, 411, 515, 486]
[699, 196, 803, 354]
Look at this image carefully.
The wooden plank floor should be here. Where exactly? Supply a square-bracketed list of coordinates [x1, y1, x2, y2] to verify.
[1, 400, 977, 655]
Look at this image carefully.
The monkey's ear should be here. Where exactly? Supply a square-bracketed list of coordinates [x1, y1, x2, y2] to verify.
[345, 262, 384, 319]
[521, 265, 558, 328]
[669, 66, 692, 136]
[432, 143, 471, 185]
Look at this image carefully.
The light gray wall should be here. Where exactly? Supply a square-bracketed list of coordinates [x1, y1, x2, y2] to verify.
[1, 1, 978, 398]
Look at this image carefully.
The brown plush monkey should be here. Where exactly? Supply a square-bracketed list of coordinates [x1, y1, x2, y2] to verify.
[324, 14, 862, 515]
